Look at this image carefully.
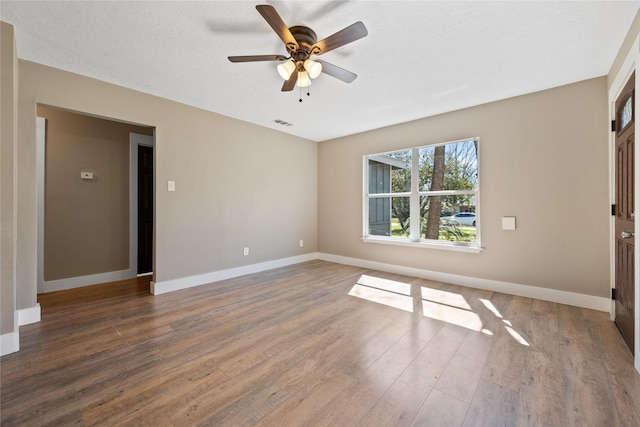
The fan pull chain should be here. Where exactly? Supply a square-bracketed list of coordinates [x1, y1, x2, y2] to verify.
[299, 86, 311, 103]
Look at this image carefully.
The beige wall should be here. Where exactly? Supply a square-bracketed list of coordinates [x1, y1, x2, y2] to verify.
[17, 60, 318, 310]
[318, 77, 610, 298]
[37, 106, 152, 281]
[1, 22, 18, 336]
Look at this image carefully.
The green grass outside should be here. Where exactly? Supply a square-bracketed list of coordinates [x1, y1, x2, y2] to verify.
[390, 218, 476, 242]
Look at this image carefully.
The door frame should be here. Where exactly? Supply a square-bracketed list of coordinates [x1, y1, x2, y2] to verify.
[129, 132, 155, 278]
[609, 34, 640, 372]
[36, 117, 46, 294]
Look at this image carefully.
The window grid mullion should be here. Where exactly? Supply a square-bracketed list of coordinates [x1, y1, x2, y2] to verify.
[367, 192, 411, 198]
[418, 190, 477, 197]
[410, 147, 420, 241]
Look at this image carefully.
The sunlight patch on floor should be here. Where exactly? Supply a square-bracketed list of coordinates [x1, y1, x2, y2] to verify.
[504, 324, 530, 346]
[348, 284, 414, 313]
[357, 275, 412, 295]
[479, 298, 503, 318]
[421, 287, 471, 310]
[349, 274, 531, 345]
[422, 299, 493, 335]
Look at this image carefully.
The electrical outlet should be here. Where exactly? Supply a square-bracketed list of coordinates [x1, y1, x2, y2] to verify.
[243, 247, 249, 256]
[299, 240, 304, 248]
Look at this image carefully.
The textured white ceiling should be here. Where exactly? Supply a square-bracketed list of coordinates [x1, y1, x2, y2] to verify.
[2, 1, 639, 141]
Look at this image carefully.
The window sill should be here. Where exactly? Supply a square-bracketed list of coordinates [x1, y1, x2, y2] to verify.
[362, 236, 483, 254]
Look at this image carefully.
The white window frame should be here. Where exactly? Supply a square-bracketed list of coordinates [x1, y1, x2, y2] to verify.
[362, 137, 482, 253]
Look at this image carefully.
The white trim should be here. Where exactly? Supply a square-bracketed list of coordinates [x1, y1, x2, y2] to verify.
[362, 155, 369, 240]
[409, 148, 420, 240]
[609, 89, 616, 322]
[318, 253, 610, 312]
[18, 304, 41, 326]
[36, 117, 46, 293]
[0, 331, 19, 356]
[362, 236, 482, 253]
[1, 311, 20, 356]
[151, 253, 319, 295]
[636, 66, 640, 374]
[609, 36, 639, 101]
[44, 269, 133, 293]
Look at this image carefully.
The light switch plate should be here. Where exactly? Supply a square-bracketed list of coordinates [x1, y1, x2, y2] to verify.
[168, 181, 176, 192]
[502, 216, 516, 230]
[80, 171, 93, 180]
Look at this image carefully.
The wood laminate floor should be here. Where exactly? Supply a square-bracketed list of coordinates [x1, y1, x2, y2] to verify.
[2, 260, 640, 426]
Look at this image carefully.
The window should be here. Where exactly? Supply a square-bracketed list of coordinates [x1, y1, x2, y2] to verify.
[364, 137, 480, 250]
[619, 94, 633, 131]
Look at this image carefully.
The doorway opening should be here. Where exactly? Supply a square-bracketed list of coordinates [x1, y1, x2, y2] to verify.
[130, 134, 154, 276]
[36, 105, 155, 293]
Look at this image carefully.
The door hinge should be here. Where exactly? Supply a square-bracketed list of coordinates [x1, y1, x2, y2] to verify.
[612, 288, 616, 300]
[611, 120, 617, 132]
[612, 204, 616, 216]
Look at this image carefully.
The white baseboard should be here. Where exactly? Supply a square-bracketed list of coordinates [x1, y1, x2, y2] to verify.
[37, 252, 610, 312]
[318, 253, 610, 312]
[43, 269, 135, 293]
[151, 253, 319, 295]
[18, 304, 41, 326]
[1, 311, 20, 356]
[0, 331, 19, 356]
[151, 251, 608, 312]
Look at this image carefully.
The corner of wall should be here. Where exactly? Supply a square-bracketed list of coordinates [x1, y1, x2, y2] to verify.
[0, 21, 20, 353]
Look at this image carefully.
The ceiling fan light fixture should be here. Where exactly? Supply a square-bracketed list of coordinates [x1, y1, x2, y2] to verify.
[277, 60, 296, 80]
[304, 59, 322, 79]
[296, 71, 311, 87]
[228, 5, 368, 100]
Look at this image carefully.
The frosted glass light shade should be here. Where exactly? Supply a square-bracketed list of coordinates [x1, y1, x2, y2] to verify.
[296, 71, 311, 87]
[277, 61, 296, 80]
[304, 59, 322, 79]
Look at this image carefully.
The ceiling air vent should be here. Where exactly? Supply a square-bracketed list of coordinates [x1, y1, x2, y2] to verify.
[273, 119, 293, 127]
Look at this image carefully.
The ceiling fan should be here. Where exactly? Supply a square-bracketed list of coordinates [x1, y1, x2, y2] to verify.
[228, 4, 368, 96]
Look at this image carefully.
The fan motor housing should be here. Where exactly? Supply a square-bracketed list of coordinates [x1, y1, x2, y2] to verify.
[288, 26, 318, 60]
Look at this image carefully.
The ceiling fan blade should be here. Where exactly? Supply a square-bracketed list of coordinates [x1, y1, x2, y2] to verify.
[311, 21, 367, 56]
[281, 69, 298, 92]
[316, 60, 357, 83]
[228, 55, 287, 63]
[256, 5, 299, 51]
